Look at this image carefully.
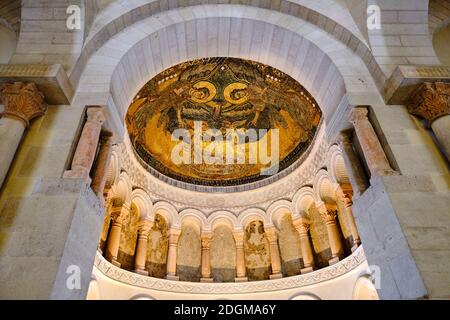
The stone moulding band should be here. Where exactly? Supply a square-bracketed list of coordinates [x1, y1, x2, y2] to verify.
[94, 246, 366, 294]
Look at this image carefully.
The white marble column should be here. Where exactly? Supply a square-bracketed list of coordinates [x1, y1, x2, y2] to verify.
[105, 202, 130, 267]
[317, 203, 344, 265]
[293, 217, 315, 273]
[0, 82, 46, 188]
[166, 228, 181, 281]
[349, 107, 396, 178]
[200, 233, 213, 282]
[64, 106, 106, 182]
[408, 82, 450, 161]
[233, 232, 248, 282]
[134, 220, 152, 275]
[265, 226, 282, 279]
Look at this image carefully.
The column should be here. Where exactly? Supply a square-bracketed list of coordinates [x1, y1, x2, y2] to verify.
[98, 194, 114, 254]
[200, 233, 213, 282]
[293, 218, 315, 273]
[408, 82, 450, 161]
[265, 227, 282, 279]
[91, 132, 113, 197]
[63, 106, 106, 182]
[166, 228, 181, 281]
[336, 186, 361, 251]
[233, 232, 248, 282]
[104, 202, 130, 267]
[317, 203, 344, 265]
[134, 220, 153, 276]
[337, 131, 368, 197]
[0, 82, 46, 188]
[349, 107, 396, 178]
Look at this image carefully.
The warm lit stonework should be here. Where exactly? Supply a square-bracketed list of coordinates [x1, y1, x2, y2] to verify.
[0, 0, 449, 301]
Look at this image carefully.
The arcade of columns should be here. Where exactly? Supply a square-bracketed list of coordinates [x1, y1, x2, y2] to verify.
[0, 80, 449, 283]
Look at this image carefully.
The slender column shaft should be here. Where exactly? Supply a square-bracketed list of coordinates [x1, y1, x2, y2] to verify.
[105, 203, 129, 267]
[64, 106, 106, 181]
[294, 218, 314, 272]
[233, 232, 247, 282]
[336, 187, 361, 250]
[318, 203, 343, 264]
[200, 233, 213, 282]
[265, 227, 282, 279]
[134, 220, 152, 275]
[166, 229, 181, 280]
[91, 133, 113, 197]
[349, 107, 396, 177]
[0, 82, 46, 188]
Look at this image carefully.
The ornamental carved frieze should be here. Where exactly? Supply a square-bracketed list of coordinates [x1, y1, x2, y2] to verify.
[407, 82, 450, 123]
[0, 82, 46, 127]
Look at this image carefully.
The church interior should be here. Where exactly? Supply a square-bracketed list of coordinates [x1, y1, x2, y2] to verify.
[0, 0, 449, 300]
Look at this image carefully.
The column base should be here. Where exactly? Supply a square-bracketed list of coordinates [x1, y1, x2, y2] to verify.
[110, 259, 121, 268]
[63, 169, 91, 183]
[301, 267, 314, 274]
[134, 269, 148, 276]
[234, 277, 248, 282]
[200, 277, 214, 283]
[166, 274, 179, 281]
[328, 257, 340, 265]
[269, 273, 282, 280]
[351, 244, 359, 252]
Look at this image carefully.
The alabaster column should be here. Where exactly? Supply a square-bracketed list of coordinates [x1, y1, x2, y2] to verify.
[336, 186, 361, 251]
[293, 218, 315, 273]
[134, 220, 153, 275]
[349, 107, 396, 178]
[233, 232, 248, 282]
[337, 131, 368, 197]
[64, 106, 106, 181]
[318, 203, 344, 265]
[0, 82, 46, 188]
[105, 203, 130, 267]
[200, 233, 213, 282]
[91, 132, 113, 197]
[166, 228, 181, 281]
[408, 82, 450, 161]
[265, 227, 283, 279]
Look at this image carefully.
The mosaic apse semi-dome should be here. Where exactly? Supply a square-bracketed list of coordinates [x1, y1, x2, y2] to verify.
[126, 58, 322, 186]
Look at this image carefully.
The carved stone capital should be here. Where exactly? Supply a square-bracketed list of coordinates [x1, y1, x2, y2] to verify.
[201, 233, 212, 250]
[265, 227, 278, 243]
[348, 107, 369, 125]
[293, 217, 311, 234]
[86, 106, 107, 125]
[138, 220, 153, 237]
[233, 232, 245, 247]
[0, 82, 46, 127]
[168, 229, 181, 245]
[407, 82, 450, 123]
[318, 204, 338, 224]
[110, 203, 129, 224]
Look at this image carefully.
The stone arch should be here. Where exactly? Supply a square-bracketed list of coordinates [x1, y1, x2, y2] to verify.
[130, 188, 153, 221]
[266, 200, 293, 229]
[209, 220, 237, 282]
[208, 211, 238, 231]
[111, 171, 132, 205]
[313, 169, 338, 203]
[178, 209, 208, 232]
[292, 187, 318, 219]
[152, 201, 179, 228]
[429, 0, 450, 65]
[326, 144, 350, 185]
[290, 292, 321, 300]
[129, 294, 155, 300]
[352, 275, 379, 300]
[104, 149, 120, 191]
[238, 208, 270, 229]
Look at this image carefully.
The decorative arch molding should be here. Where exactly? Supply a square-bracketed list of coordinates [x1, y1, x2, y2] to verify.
[289, 292, 321, 300]
[428, 0, 450, 35]
[207, 211, 238, 231]
[266, 200, 294, 229]
[313, 169, 337, 203]
[105, 149, 120, 190]
[130, 188, 153, 221]
[72, 0, 384, 92]
[237, 208, 270, 229]
[110, 171, 133, 205]
[326, 144, 350, 185]
[152, 201, 179, 227]
[292, 187, 317, 218]
[178, 208, 208, 231]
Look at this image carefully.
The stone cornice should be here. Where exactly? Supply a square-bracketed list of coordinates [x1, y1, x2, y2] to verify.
[94, 245, 366, 294]
[0, 64, 74, 105]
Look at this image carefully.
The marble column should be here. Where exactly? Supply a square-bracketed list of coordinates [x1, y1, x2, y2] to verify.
[0, 82, 46, 188]
[317, 203, 344, 265]
[293, 218, 315, 273]
[200, 233, 213, 282]
[104, 202, 130, 267]
[408, 82, 450, 161]
[265, 227, 283, 279]
[166, 228, 181, 281]
[337, 131, 368, 197]
[336, 186, 361, 251]
[63, 106, 106, 182]
[349, 107, 396, 178]
[91, 132, 113, 197]
[233, 232, 248, 282]
[98, 195, 114, 254]
[134, 220, 153, 276]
